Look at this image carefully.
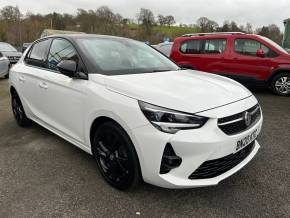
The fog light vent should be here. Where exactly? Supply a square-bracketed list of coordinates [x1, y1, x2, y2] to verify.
[160, 143, 182, 174]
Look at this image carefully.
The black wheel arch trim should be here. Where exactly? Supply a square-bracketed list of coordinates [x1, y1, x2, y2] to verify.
[10, 86, 19, 97]
[89, 116, 143, 181]
[268, 68, 290, 84]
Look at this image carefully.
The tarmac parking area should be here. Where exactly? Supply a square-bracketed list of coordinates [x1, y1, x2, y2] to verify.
[0, 78, 289, 218]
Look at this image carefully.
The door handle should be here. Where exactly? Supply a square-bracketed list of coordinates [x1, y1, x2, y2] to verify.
[39, 82, 48, 89]
[19, 75, 25, 82]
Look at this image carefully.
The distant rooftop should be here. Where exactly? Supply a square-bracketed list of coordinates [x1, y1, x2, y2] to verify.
[40, 29, 85, 38]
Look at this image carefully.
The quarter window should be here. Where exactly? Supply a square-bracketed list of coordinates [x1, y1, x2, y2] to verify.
[234, 39, 278, 57]
[47, 39, 78, 71]
[25, 39, 51, 67]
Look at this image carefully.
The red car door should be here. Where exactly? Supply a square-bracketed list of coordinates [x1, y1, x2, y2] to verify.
[200, 38, 229, 74]
[177, 38, 228, 73]
[177, 38, 206, 70]
[222, 37, 272, 81]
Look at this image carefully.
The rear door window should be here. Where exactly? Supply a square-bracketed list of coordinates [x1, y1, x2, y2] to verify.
[203, 39, 227, 54]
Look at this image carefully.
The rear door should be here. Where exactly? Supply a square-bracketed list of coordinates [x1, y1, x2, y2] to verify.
[19, 38, 52, 119]
[200, 38, 228, 73]
[177, 38, 227, 72]
[178, 39, 204, 70]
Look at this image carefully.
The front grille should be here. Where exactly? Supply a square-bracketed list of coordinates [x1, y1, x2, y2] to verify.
[218, 104, 261, 135]
[188, 141, 255, 179]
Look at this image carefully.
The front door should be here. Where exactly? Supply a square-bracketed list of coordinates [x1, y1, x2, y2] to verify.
[223, 38, 273, 81]
[37, 38, 88, 144]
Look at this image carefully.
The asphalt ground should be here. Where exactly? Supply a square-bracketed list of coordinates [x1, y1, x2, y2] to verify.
[0, 78, 289, 218]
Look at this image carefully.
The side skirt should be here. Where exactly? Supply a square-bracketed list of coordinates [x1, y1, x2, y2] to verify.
[29, 116, 92, 155]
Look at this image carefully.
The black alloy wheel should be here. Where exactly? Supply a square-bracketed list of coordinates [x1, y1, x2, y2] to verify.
[11, 92, 32, 127]
[92, 121, 141, 190]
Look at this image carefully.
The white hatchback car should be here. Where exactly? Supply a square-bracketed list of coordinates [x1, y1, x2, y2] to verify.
[9, 34, 263, 190]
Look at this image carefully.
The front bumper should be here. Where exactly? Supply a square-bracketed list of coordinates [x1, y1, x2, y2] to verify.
[130, 96, 263, 189]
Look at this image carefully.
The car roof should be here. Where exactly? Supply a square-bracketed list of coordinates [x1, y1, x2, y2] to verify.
[0, 42, 11, 45]
[175, 33, 262, 41]
[181, 32, 246, 37]
[41, 34, 133, 41]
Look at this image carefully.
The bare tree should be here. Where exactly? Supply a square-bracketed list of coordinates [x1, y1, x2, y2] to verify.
[245, 23, 253, 34]
[197, 17, 218, 32]
[0, 4, 284, 47]
[229, 21, 240, 32]
[257, 24, 283, 44]
[137, 8, 155, 34]
[0, 5, 21, 22]
[219, 20, 230, 32]
[165, 15, 175, 27]
[157, 14, 166, 26]
[0, 6, 22, 45]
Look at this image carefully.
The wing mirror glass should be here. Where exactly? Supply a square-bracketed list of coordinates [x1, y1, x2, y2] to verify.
[57, 60, 77, 77]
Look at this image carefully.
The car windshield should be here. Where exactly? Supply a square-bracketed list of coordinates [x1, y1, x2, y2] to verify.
[261, 36, 288, 54]
[77, 37, 179, 75]
[0, 42, 17, 52]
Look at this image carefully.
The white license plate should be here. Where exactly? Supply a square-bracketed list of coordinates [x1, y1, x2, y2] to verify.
[236, 129, 258, 152]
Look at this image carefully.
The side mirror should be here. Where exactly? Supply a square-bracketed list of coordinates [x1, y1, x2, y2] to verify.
[57, 60, 77, 77]
[256, 49, 265, 58]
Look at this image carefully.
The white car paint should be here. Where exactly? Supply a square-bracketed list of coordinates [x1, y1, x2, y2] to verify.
[103, 70, 252, 113]
[9, 40, 263, 189]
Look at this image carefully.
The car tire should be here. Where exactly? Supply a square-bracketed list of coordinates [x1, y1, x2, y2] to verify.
[11, 92, 33, 127]
[271, 73, 290, 96]
[92, 121, 141, 190]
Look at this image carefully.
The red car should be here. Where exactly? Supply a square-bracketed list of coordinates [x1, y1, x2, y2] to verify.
[170, 32, 290, 96]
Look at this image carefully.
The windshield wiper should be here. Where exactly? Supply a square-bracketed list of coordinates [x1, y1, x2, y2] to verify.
[151, 69, 175, 73]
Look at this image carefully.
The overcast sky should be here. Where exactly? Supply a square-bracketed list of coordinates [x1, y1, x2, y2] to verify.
[1, 0, 289, 29]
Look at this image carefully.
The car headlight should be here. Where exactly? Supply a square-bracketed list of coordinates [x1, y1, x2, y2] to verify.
[138, 101, 208, 134]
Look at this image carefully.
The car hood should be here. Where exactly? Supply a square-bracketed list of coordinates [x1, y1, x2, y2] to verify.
[1, 51, 22, 57]
[103, 70, 252, 113]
